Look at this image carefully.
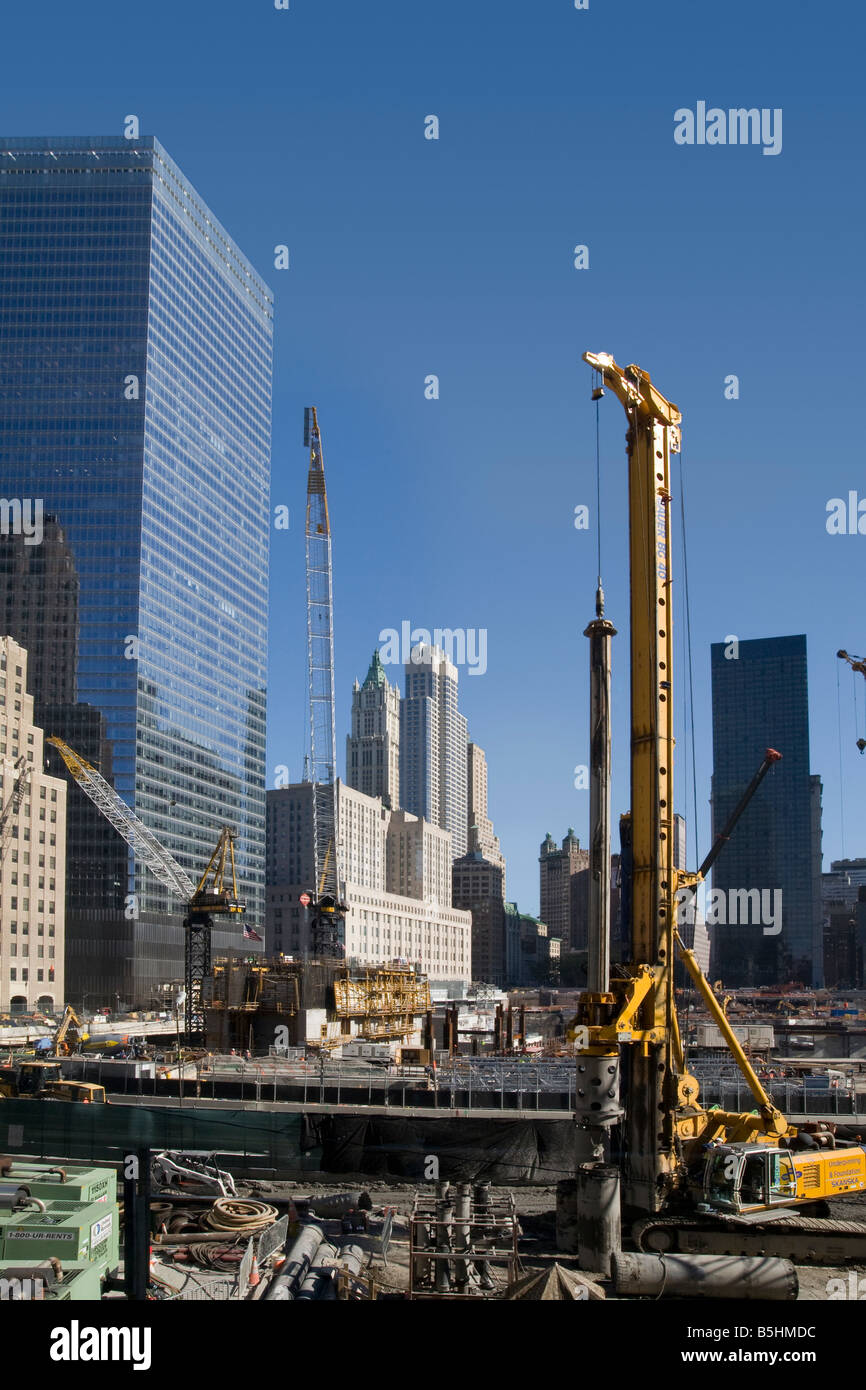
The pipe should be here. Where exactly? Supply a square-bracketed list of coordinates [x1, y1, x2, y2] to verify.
[576, 1163, 620, 1274]
[472, 1182, 495, 1290]
[294, 1190, 371, 1218]
[584, 593, 617, 993]
[265, 1223, 325, 1301]
[295, 1242, 337, 1300]
[435, 1199, 453, 1293]
[611, 1252, 798, 1301]
[338, 1243, 365, 1277]
[453, 1182, 472, 1292]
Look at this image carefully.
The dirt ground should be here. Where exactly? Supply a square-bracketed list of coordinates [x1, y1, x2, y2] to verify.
[239, 1178, 866, 1301]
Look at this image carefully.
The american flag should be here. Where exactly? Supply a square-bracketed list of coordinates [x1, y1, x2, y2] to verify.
[243, 924, 263, 942]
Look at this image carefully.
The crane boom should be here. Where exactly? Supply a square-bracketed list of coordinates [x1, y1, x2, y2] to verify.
[47, 737, 196, 900]
[0, 754, 31, 864]
[47, 736, 244, 1044]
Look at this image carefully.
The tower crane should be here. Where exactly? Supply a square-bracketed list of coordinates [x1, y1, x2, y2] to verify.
[837, 650, 866, 752]
[0, 755, 31, 866]
[304, 406, 347, 957]
[47, 737, 245, 1045]
[571, 352, 866, 1259]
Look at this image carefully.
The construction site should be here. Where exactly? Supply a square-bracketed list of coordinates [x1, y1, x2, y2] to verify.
[3, 359, 866, 1316]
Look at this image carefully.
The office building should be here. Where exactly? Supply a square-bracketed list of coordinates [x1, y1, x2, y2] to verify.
[0, 136, 273, 1005]
[467, 742, 506, 883]
[401, 644, 468, 858]
[346, 651, 400, 808]
[452, 850, 506, 986]
[709, 635, 822, 987]
[266, 782, 471, 991]
[0, 638, 67, 1013]
[539, 829, 590, 951]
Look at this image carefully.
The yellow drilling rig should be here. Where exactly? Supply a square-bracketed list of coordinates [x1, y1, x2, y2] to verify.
[571, 352, 866, 1259]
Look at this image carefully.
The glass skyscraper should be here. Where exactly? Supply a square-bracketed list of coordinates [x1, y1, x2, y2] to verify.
[710, 634, 823, 987]
[0, 136, 273, 1006]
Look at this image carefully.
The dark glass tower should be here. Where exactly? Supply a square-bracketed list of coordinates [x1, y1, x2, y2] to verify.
[710, 635, 823, 987]
[0, 136, 273, 1006]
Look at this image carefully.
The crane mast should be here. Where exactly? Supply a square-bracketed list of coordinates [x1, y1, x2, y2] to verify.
[578, 352, 682, 1214]
[304, 406, 345, 957]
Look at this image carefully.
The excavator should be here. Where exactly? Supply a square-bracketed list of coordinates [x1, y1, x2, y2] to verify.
[571, 352, 866, 1261]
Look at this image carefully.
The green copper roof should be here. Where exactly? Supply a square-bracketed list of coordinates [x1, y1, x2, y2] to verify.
[363, 650, 387, 689]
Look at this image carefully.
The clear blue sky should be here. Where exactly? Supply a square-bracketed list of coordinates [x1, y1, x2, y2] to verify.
[4, 0, 864, 915]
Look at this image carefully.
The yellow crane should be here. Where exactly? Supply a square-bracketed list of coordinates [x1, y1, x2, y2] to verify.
[48, 737, 246, 1045]
[571, 352, 866, 1258]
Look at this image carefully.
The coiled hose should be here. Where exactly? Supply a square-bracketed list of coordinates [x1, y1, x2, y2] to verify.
[202, 1198, 279, 1234]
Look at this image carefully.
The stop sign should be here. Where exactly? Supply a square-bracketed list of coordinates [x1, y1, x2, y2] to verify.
[299, 893, 311, 906]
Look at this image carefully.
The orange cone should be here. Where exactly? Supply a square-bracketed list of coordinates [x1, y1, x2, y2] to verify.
[249, 1253, 260, 1287]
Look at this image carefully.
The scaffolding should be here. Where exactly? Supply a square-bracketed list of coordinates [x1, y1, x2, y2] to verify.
[333, 966, 430, 1041]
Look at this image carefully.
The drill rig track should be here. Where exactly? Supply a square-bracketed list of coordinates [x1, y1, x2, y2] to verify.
[633, 1214, 866, 1264]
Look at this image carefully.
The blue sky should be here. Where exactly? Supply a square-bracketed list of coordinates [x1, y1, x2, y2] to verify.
[4, 0, 864, 914]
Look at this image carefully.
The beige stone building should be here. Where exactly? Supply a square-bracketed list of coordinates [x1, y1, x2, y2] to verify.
[266, 780, 471, 990]
[0, 637, 66, 1013]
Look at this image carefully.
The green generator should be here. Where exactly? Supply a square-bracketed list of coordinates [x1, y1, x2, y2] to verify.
[1, 1198, 119, 1275]
[2, 1161, 117, 1207]
[0, 1257, 103, 1301]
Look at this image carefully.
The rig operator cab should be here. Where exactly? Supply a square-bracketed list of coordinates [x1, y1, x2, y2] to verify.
[701, 1141, 866, 1218]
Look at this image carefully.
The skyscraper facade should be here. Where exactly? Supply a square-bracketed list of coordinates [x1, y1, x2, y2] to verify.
[539, 829, 590, 951]
[346, 651, 400, 808]
[265, 782, 471, 989]
[0, 136, 273, 1005]
[467, 742, 505, 885]
[0, 638, 67, 1014]
[710, 635, 822, 987]
[401, 644, 468, 858]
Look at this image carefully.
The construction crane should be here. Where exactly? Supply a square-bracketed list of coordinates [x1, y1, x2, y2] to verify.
[837, 650, 866, 752]
[304, 406, 347, 957]
[47, 737, 245, 1046]
[571, 352, 866, 1259]
[0, 755, 31, 865]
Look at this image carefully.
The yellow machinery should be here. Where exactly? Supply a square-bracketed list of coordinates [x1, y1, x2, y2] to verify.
[49, 1005, 87, 1056]
[1, 1060, 106, 1104]
[572, 353, 866, 1256]
[48, 737, 246, 1045]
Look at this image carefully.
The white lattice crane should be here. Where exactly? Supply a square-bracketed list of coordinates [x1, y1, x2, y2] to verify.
[304, 406, 347, 956]
[47, 736, 245, 1044]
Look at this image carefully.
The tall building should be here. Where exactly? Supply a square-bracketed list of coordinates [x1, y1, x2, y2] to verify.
[673, 814, 687, 871]
[346, 651, 400, 808]
[710, 635, 822, 987]
[0, 136, 273, 1006]
[467, 742, 506, 885]
[0, 638, 67, 1013]
[452, 850, 506, 986]
[266, 782, 471, 991]
[401, 644, 468, 859]
[539, 829, 590, 951]
[822, 859, 866, 989]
